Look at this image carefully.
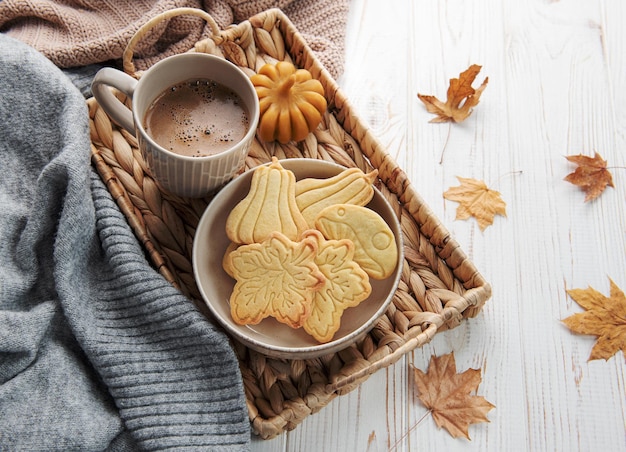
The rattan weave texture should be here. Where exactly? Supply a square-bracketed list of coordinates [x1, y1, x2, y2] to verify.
[87, 7, 491, 439]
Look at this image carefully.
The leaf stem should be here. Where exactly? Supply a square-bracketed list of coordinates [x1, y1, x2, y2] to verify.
[387, 410, 432, 451]
[490, 170, 523, 189]
[438, 123, 452, 165]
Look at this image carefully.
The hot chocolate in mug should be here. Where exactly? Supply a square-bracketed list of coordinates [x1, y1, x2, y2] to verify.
[92, 53, 259, 198]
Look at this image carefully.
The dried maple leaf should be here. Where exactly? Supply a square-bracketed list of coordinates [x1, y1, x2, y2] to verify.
[417, 64, 488, 123]
[413, 353, 494, 440]
[562, 278, 626, 361]
[564, 152, 614, 202]
[443, 177, 506, 231]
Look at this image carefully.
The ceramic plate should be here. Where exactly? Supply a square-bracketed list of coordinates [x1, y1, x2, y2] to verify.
[192, 159, 403, 359]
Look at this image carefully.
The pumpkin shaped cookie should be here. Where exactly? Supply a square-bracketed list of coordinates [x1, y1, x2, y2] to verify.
[225, 158, 308, 244]
[295, 167, 379, 227]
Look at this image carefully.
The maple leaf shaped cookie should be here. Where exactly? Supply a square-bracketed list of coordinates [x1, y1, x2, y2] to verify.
[564, 152, 614, 202]
[301, 230, 372, 343]
[227, 232, 325, 328]
[562, 278, 626, 361]
[417, 64, 489, 123]
[443, 177, 507, 231]
[413, 353, 495, 440]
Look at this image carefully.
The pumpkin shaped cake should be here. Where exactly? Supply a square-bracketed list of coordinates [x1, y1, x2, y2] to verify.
[251, 62, 327, 143]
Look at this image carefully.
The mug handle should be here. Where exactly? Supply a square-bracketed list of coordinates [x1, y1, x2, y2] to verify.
[91, 68, 138, 134]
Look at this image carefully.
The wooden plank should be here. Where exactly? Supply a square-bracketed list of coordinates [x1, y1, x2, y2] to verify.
[250, 0, 626, 450]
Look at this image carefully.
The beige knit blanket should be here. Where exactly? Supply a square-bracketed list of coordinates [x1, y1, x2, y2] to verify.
[0, 0, 349, 78]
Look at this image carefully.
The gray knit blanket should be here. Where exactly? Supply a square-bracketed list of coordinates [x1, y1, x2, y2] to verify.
[0, 34, 250, 451]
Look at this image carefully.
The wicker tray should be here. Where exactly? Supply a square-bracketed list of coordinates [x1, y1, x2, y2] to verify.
[86, 7, 491, 439]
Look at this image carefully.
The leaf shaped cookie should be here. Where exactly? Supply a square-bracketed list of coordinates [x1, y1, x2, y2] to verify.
[301, 230, 372, 343]
[227, 232, 325, 328]
[315, 204, 398, 279]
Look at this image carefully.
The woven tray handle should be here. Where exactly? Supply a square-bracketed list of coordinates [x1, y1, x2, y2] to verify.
[123, 7, 222, 77]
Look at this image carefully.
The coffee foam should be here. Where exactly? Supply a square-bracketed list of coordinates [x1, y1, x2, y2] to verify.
[144, 79, 249, 157]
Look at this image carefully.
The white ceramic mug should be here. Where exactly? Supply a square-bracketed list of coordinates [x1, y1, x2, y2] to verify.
[91, 53, 259, 198]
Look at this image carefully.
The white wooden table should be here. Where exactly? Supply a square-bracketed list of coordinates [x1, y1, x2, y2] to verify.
[251, 1, 626, 450]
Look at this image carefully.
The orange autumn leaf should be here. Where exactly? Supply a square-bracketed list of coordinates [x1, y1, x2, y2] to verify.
[562, 278, 626, 362]
[443, 177, 506, 231]
[564, 152, 614, 202]
[413, 353, 494, 440]
[417, 64, 489, 123]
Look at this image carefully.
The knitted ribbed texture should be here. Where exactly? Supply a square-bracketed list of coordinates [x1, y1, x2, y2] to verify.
[0, 34, 250, 451]
[0, 0, 349, 78]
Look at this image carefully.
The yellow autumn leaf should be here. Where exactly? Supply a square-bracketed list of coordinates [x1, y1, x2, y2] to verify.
[443, 177, 507, 231]
[562, 278, 626, 361]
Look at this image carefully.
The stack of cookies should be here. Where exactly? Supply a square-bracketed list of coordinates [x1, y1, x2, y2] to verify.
[222, 158, 398, 343]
